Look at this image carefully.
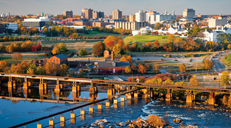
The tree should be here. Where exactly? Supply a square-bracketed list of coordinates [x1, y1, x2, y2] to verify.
[44, 62, 52, 75]
[52, 46, 60, 55]
[36, 43, 42, 51]
[79, 49, 88, 56]
[27, 67, 35, 75]
[21, 40, 33, 51]
[93, 41, 105, 56]
[163, 78, 174, 85]
[0, 60, 8, 72]
[179, 63, 186, 73]
[60, 64, 69, 76]
[153, 62, 159, 73]
[154, 40, 160, 48]
[112, 44, 122, 56]
[137, 64, 146, 74]
[189, 75, 200, 87]
[57, 43, 67, 52]
[104, 36, 119, 46]
[105, 40, 114, 50]
[125, 66, 132, 74]
[12, 52, 22, 62]
[204, 60, 214, 70]
[221, 71, 230, 87]
[36, 65, 46, 75]
[78, 69, 85, 78]
[6, 43, 14, 53]
[20, 61, 29, 73]
[72, 33, 78, 40]
[228, 44, 231, 49]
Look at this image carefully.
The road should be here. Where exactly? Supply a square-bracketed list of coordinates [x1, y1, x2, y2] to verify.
[211, 51, 229, 72]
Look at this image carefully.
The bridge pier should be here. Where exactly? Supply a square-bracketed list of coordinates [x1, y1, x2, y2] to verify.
[72, 82, 81, 98]
[165, 89, 172, 101]
[208, 92, 215, 105]
[107, 88, 115, 100]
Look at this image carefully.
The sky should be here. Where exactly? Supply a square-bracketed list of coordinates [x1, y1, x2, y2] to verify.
[0, 0, 230, 16]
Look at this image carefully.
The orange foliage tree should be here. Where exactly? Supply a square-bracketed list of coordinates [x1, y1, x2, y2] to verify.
[137, 64, 146, 74]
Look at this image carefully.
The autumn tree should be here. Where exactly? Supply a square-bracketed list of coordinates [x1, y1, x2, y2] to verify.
[112, 44, 123, 56]
[137, 64, 146, 74]
[9, 64, 23, 74]
[125, 66, 132, 74]
[204, 60, 214, 70]
[179, 63, 186, 73]
[120, 55, 132, 65]
[60, 64, 69, 76]
[221, 71, 230, 87]
[189, 75, 200, 87]
[153, 62, 159, 73]
[154, 40, 160, 48]
[104, 36, 119, 46]
[52, 46, 60, 55]
[168, 34, 175, 43]
[72, 33, 79, 40]
[44, 62, 52, 75]
[0, 60, 8, 72]
[227, 44, 231, 49]
[105, 40, 114, 50]
[12, 52, 22, 62]
[6, 43, 14, 53]
[93, 41, 105, 57]
[20, 61, 29, 73]
[163, 78, 174, 85]
[21, 40, 33, 51]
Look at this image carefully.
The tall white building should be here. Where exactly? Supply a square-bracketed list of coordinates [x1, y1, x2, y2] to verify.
[135, 10, 146, 22]
[183, 9, 195, 18]
[150, 11, 176, 24]
[208, 18, 228, 28]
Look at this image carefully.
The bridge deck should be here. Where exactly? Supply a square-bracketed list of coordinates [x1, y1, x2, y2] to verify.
[1, 72, 231, 93]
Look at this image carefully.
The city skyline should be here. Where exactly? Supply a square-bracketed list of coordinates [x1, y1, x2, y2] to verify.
[0, 0, 231, 16]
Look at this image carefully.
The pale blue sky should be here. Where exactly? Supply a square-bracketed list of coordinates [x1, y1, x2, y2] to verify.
[0, 0, 230, 16]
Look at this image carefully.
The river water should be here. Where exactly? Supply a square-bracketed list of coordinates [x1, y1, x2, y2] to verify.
[0, 87, 231, 128]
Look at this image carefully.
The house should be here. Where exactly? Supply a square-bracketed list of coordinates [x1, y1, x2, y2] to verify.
[45, 54, 68, 65]
[203, 26, 231, 41]
[98, 61, 130, 74]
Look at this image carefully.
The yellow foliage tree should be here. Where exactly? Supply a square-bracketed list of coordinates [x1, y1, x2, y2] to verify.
[221, 71, 230, 87]
[125, 66, 132, 74]
[189, 75, 200, 87]
[179, 63, 186, 73]
[0, 60, 8, 72]
[52, 46, 60, 55]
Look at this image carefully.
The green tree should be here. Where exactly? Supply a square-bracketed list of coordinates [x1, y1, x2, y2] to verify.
[78, 69, 85, 78]
[79, 49, 88, 56]
[57, 43, 67, 52]
[36, 65, 46, 75]
[221, 71, 230, 87]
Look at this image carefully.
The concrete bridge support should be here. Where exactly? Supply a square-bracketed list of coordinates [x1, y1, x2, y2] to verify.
[107, 88, 115, 100]
[72, 82, 81, 98]
[165, 89, 172, 101]
[208, 92, 215, 105]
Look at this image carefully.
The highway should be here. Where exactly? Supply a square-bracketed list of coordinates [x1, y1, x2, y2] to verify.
[211, 51, 229, 72]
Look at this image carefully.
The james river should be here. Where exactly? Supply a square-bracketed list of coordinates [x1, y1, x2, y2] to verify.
[0, 87, 231, 128]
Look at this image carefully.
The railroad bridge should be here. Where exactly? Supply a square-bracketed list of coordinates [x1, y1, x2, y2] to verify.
[1, 72, 231, 105]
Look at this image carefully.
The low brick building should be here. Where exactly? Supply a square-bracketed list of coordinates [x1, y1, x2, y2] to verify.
[105, 51, 121, 61]
[45, 54, 68, 65]
[98, 61, 129, 74]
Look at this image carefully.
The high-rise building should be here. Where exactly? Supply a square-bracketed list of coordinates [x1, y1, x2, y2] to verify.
[129, 15, 136, 22]
[135, 10, 146, 22]
[115, 21, 149, 30]
[92, 11, 104, 19]
[22, 17, 49, 30]
[149, 10, 176, 24]
[63, 10, 73, 18]
[112, 10, 122, 19]
[81, 8, 93, 20]
[183, 9, 195, 18]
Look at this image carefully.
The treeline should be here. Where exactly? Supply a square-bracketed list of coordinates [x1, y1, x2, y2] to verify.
[0, 60, 70, 76]
[86, 26, 132, 35]
[1, 41, 42, 53]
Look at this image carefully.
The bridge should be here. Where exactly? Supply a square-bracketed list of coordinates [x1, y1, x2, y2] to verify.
[1, 72, 231, 105]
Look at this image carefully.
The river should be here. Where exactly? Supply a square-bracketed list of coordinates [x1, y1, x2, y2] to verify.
[0, 86, 231, 128]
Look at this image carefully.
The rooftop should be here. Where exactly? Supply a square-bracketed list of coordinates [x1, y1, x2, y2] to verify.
[55, 54, 67, 59]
